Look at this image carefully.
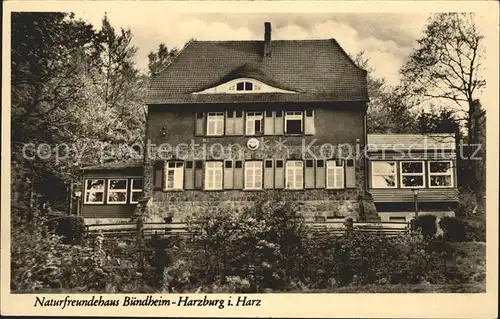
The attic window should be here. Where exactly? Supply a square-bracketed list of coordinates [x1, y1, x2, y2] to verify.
[236, 81, 254, 91]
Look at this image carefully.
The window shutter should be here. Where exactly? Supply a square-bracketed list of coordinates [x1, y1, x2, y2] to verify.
[226, 110, 235, 135]
[315, 160, 326, 188]
[274, 160, 285, 188]
[274, 111, 283, 135]
[264, 160, 274, 189]
[195, 112, 205, 136]
[194, 161, 203, 189]
[234, 110, 244, 135]
[154, 161, 164, 189]
[224, 161, 234, 189]
[233, 160, 244, 189]
[304, 109, 315, 135]
[304, 159, 315, 189]
[345, 159, 356, 188]
[264, 110, 274, 135]
[184, 161, 194, 189]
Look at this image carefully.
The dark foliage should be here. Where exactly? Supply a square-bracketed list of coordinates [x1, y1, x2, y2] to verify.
[439, 217, 467, 242]
[415, 214, 438, 238]
[51, 215, 85, 244]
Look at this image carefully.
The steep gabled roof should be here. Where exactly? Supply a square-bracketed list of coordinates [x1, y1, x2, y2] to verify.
[147, 39, 368, 105]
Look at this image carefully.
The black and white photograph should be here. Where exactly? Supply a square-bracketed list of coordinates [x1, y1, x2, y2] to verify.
[2, 1, 498, 317]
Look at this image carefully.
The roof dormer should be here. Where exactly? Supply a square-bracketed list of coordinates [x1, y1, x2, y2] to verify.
[192, 77, 297, 94]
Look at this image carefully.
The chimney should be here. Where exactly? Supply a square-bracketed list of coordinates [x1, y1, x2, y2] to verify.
[264, 22, 272, 57]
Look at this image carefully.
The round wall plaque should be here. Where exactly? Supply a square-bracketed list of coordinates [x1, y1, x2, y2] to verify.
[246, 138, 260, 150]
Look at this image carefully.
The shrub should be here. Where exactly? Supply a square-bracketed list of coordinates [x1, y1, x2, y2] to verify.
[52, 215, 85, 244]
[455, 191, 477, 217]
[415, 214, 437, 238]
[439, 216, 467, 242]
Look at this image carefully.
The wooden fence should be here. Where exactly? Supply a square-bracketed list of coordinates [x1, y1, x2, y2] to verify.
[85, 220, 410, 238]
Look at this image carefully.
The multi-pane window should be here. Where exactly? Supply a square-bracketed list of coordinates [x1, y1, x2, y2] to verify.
[130, 179, 143, 204]
[107, 179, 128, 204]
[326, 160, 344, 189]
[371, 161, 397, 188]
[286, 160, 304, 189]
[165, 161, 184, 190]
[205, 162, 223, 190]
[236, 81, 254, 91]
[244, 161, 263, 190]
[84, 179, 105, 204]
[246, 112, 263, 135]
[206, 112, 224, 136]
[428, 161, 453, 187]
[400, 161, 425, 188]
[285, 111, 303, 134]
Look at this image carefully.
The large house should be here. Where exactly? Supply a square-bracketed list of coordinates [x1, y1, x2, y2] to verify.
[79, 22, 458, 224]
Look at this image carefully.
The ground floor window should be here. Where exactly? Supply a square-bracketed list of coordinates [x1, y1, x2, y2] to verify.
[400, 161, 425, 188]
[130, 178, 143, 204]
[286, 160, 303, 189]
[107, 179, 128, 204]
[205, 161, 223, 190]
[245, 161, 263, 190]
[326, 160, 344, 189]
[371, 161, 397, 188]
[165, 161, 184, 190]
[428, 161, 453, 187]
[84, 179, 105, 204]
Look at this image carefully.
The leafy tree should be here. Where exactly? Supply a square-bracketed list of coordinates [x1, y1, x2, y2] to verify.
[416, 107, 461, 135]
[147, 43, 179, 75]
[352, 51, 415, 133]
[400, 13, 486, 212]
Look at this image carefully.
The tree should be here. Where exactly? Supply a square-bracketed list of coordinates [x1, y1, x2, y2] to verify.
[400, 13, 486, 212]
[147, 43, 179, 75]
[352, 51, 415, 133]
[415, 107, 461, 135]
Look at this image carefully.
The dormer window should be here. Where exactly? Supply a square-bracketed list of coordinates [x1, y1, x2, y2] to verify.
[236, 81, 255, 91]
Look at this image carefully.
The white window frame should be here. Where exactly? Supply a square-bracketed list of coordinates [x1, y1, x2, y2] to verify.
[326, 160, 344, 189]
[206, 112, 224, 136]
[107, 179, 128, 204]
[130, 178, 143, 204]
[286, 160, 304, 190]
[245, 112, 263, 135]
[371, 161, 397, 189]
[285, 111, 303, 134]
[165, 161, 184, 190]
[244, 161, 263, 190]
[236, 81, 256, 91]
[205, 161, 223, 190]
[84, 179, 105, 204]
[428, 160, 454, 188]
[400, 161, 425, 188]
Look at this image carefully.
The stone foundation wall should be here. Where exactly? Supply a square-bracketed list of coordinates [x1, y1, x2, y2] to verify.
[146, 189, 361, 222]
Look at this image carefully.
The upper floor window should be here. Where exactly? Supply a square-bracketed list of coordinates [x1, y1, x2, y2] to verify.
[428, 161, 453, 188]
[371, 161, 397, 188]
[400, 161, 425, 188]
[246, 112, 263, 135]
[207, 112, 224, 136]
[285, 111, 303, 134]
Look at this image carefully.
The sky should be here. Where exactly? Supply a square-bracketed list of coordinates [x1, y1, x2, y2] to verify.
[74, 12, 430, 86]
